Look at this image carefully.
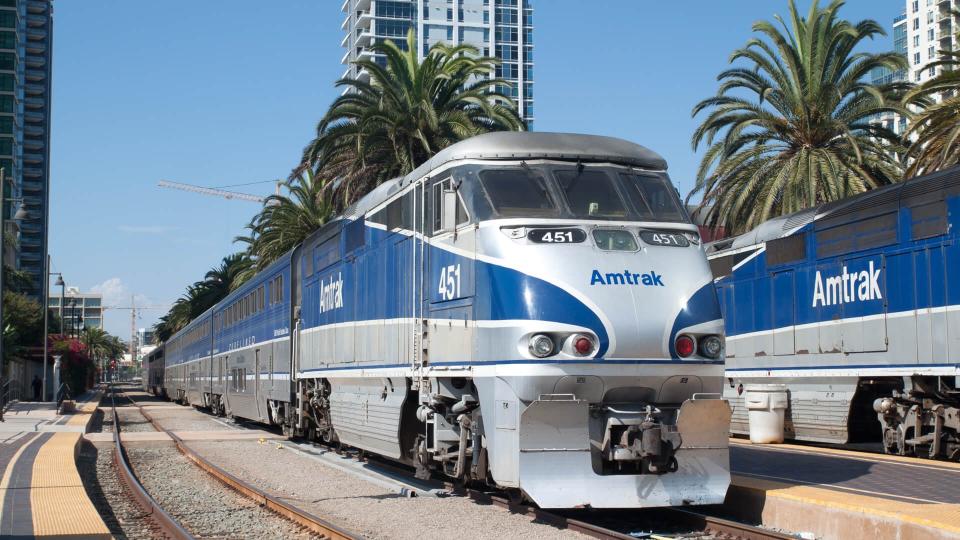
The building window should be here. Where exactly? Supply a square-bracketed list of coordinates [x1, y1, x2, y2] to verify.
[914, 35, 920, 47]
[929, 45, 935, 59]
[929, 28, 935, 40]
[927, 11, 934, 24]
[929, 66, 937, 77]
[914, 52, 921, 65]
[447, 8, 452, 20]
[375, 1, 415, 19]
[0, 137, 12, 155]
[0, 31, 13, 50]
[0, 12, 13, 29]
[914, 18, 920, 30]
[916, 70, 922, 81]
[0, 52, 13, 71]
[912, 0, 919, 12]
[0, 73, 11, 92]
[0, 116, 11, 135]
[447, 26, 452, 41]
[0, 95, 12, 114]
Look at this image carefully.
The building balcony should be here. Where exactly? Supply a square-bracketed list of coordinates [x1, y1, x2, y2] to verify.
[23, 125, 42, 137]
[340, 0, 349, 13]
[355, 0, 370, 11]
[24, 56, 45, 69]
[26, 2, 49, 15]
[22, 153, 42, 164]
[22, 138, 42, 151]
[25, 42, 45, 55]
[23, 111, 43, 124]
[25, 29, 46, 41]
[340, 32, 350, 48]
[353, 30, 374, 47]
[24, 83, 43, 95]
[22, 167, 42, 178]
[341, 49, 350, 65]
[25, 69, 45, 82]
[24, 97, 43, 109]
[356, 11, 373, 29]
[26, 15, 47, 28]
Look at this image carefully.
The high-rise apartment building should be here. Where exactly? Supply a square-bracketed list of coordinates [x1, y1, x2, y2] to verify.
[340, 0, 534, 128]
[871, 12, 908, 135]
[905, 0, 958, 89]
[0, 0, 52, 301]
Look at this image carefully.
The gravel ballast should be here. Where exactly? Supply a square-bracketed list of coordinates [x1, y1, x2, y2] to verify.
[188, 439, 586, 540]
[77, 442, 161, 539]
[127, 446, 317, 539]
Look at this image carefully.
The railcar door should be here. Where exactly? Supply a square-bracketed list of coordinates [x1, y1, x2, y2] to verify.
[424, 176, 475, 367]
[840, 254, 888, 353]
[771, 271, 796, 356]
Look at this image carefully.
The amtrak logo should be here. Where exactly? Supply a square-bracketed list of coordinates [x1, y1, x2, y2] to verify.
[319, 272, 344, 313]
[812, 261, 881, 307]
[590, 270, 665, 287]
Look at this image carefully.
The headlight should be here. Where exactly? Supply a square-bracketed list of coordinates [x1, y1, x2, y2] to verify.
[572, 334, 594, 356]
[529, 334, 555, 358]
[699, 335, 723, 358]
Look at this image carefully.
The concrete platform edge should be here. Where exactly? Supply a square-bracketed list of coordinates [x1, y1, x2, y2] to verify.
[727, 475, 960, 540]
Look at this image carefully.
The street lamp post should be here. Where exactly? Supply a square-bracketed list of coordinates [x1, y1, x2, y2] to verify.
[44, 271, 64, 401]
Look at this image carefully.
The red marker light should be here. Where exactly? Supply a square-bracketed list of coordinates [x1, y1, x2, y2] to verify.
[574, 336, 593, 355]
[675, 335, 695, 358]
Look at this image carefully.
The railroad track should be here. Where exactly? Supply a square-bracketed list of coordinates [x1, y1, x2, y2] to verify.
[109, 385, 360, 540]
[122, 385, 793, 540]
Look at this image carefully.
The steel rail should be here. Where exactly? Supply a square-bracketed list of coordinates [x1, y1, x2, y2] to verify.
[119, 389, 360, 540]
[110, 390, 194, 540]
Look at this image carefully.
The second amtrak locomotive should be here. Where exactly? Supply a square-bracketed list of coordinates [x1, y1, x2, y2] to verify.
[155, 132, 731, 508]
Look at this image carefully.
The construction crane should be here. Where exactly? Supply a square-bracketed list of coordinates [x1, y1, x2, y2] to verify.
[158, 179, 280, 203]
[103, 299, 168, 375]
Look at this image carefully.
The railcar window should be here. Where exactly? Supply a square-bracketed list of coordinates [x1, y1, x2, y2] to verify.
[479, 169, 558, 217]
[431, 178, 469, 233]
[619, 173, 688, 222]
[555, 169, 628, 219]
[592, 229, 639, 251]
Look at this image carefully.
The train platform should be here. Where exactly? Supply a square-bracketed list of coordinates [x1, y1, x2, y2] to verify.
[727, 437, 960, 539]
[0, 390, 111, 538]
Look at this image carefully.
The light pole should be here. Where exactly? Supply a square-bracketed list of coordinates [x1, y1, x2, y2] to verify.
[44, 271, 64, 401]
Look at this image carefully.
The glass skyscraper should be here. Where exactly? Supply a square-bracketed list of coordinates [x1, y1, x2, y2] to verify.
[340, 0, 534, 128]
[0, 0, 52, 301]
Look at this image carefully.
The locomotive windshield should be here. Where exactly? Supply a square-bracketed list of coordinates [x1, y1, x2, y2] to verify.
[555, 169, 629, 219]
[469, 163, 690, 223]
[478, 168, 560, 217]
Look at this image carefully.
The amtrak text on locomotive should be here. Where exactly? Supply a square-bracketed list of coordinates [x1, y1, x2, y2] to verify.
[811, 260, 882, 307]
[590, 269, 665, 287]
[319, 272, 344, 313]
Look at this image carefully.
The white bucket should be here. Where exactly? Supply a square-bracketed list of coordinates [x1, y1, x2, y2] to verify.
[744, 384, 789, 444]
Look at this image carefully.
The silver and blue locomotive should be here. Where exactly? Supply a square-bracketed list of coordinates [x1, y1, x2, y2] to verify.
[708, 165, 960, 459]
[159, 132, 731, 508]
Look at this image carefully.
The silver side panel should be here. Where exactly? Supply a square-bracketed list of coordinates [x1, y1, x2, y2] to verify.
[328, 377, 409, 459]
[724, 378, 857, 443]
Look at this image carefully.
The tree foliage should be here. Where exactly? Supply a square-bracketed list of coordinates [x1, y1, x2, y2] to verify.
[300, 30, 524, 210]
[688, 0, 910, 234]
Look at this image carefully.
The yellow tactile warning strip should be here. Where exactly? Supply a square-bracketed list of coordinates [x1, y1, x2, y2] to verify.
[732, 473, 960, 535]
[29, 431, 111, 537]
[730, 437, 960, 471]
[66, 392, 103, 429]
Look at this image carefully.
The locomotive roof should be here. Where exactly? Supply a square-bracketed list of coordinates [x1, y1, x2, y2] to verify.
[707, 165, 960, 254]
[344, 132, 667, 218]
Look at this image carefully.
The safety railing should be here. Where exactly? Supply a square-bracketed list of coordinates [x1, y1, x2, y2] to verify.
[55, 382, 71, 414]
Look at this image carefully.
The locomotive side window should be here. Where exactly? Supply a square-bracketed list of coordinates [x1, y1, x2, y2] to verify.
[619, 173, 688, 223]
[555, 169, 628, 219]
[431, 178, 468, 234]
[479, 169, 558, 217]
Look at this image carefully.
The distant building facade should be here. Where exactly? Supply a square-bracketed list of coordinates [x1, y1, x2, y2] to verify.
[870, 12, 908, 136]
[340, 0, 534, 128]
[0, 0, 52, 301]
[48, 287, 103, 334]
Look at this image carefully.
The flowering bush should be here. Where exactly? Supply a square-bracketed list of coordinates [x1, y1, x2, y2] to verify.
[48, 335, 93, 396]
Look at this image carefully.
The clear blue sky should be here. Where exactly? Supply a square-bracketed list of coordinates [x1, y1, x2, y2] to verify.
[49, 0, 903, 337]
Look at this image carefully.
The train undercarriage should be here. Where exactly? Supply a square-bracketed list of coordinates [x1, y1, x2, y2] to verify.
[875, 375, 960, 460]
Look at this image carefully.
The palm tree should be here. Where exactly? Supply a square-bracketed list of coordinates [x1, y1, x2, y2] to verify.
[688, 0, 910, 234]
[301, 30, 524, 210]
[904, 11, 960, 177]
[238, 169, 335, 272]
[153, 253, 253, 342]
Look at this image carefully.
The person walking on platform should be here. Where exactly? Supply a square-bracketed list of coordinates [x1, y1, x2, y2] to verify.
[31, 375, 42, 401]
